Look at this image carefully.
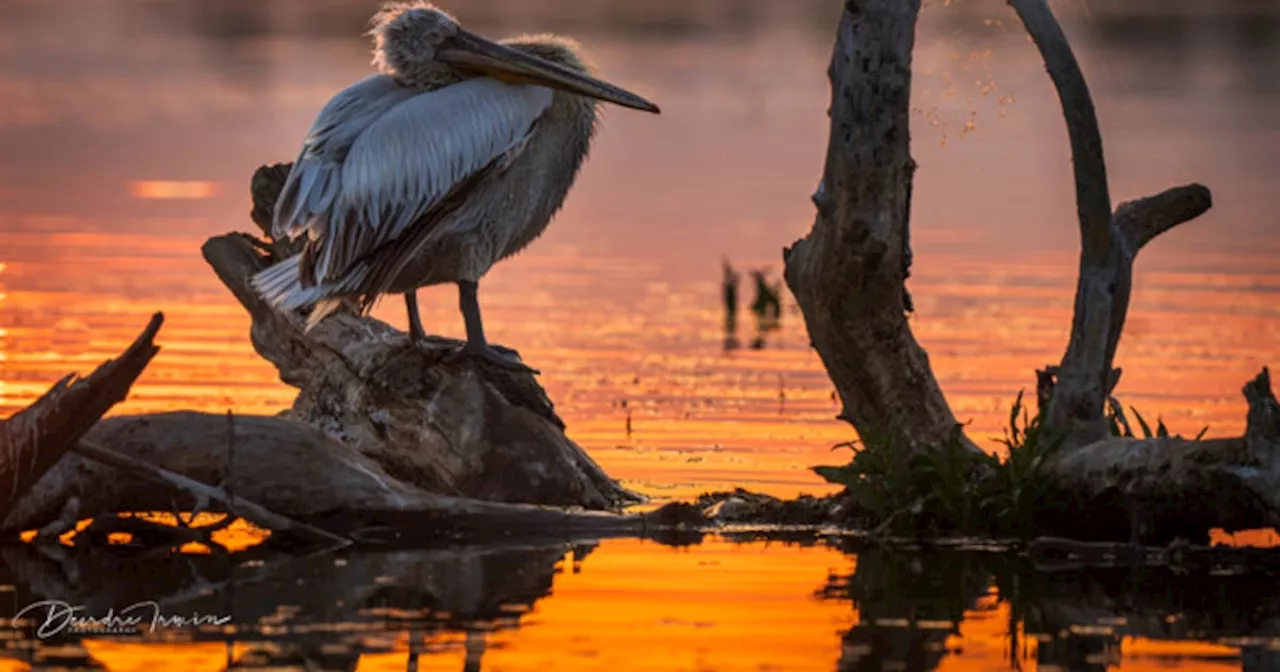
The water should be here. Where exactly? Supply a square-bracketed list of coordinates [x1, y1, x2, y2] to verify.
[2, 537, 1278, 670]
[0, 0, 1277, 668]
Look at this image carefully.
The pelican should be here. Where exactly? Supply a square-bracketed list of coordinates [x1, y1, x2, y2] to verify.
[251, 2, 659, 373]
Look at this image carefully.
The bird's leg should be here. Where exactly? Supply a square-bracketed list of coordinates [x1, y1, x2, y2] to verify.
[454, 280, 539, 374]
[406, 290, 429, 348]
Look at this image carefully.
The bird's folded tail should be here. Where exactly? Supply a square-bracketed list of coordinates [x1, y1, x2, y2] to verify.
[305, 298, 346, 333]
[250, 254, 367, 333]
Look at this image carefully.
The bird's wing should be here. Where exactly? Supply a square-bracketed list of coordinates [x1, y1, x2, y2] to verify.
[306, 78, 553, 285]
[272, 74, 417, 241]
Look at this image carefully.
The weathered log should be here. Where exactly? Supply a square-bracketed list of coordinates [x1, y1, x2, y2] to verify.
[0, 313, 162, 514]
[197, 164, 640, 510]
[1, 412, 672, 545]
[782, 0, 971, 454]
[1037, 369, 1280, 544]
[70, 439, 349, 547]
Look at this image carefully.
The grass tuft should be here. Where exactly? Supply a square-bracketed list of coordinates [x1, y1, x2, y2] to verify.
[813, 391, 1210, 539]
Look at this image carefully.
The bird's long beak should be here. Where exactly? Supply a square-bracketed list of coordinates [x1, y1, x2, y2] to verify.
[437, 29, 660, 114]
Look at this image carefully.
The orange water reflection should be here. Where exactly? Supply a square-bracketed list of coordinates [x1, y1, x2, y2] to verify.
[2, 538, 1270, 670]
[0, 1, 1277, 503]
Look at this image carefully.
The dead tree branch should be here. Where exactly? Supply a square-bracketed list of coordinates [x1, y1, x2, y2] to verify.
[1006, 0, 1214, 446]
[0, 313, 162, 514]
[783, 0, 972, 453]
[781, 0, 1280, 545]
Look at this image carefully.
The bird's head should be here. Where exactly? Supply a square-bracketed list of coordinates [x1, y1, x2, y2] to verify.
[370, 2, 659, 113]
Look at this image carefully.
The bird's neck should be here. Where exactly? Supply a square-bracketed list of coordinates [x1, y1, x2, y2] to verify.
[541, 92, 598, 180]
[397, 65, 462, 91]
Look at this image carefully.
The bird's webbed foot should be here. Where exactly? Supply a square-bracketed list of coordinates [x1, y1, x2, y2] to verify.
[447, 341, 540, 375]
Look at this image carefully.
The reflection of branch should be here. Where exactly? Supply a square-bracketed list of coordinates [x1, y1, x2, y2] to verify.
[1, 540, 569, 666]
[71, 440, 349, 549]
[78, 514, 212, 550]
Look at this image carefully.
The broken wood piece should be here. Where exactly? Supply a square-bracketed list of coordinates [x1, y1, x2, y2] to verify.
[1113, 183, 1213, 252]
[1039, 369, 1280, 544]
[0, 313, 163, 515]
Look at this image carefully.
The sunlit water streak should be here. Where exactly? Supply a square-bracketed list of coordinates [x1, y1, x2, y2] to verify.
[0, 0, 1277, 669]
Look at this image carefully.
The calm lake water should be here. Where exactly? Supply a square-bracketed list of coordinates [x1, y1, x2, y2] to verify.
[0, 0, 1278, 669]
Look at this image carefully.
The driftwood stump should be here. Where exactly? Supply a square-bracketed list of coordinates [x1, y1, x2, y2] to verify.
[1038, 369, 1280, 542]
[784, 0, 1277, 542]
[203, 163, 640, 510]
[2, 411, 665, 545]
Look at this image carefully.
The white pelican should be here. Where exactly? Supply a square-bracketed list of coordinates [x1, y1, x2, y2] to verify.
[252, 1, 659, 373]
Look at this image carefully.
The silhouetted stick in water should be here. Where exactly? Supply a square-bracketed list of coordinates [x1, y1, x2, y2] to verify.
[750, 270, 781, 322]
[722, 257, 740, 350]
[750, 269, 782, 349]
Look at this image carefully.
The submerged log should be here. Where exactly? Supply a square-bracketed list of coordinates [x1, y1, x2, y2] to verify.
[0, 313, 161, 514]
[198, 163, 640, 510]
[3, 164, 663, 543]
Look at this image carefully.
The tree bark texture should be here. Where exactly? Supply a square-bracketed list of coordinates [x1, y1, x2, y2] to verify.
[783, 0, 969, 453]
[1006, 0, 1214, 446]
[786, 0, 1278, 544]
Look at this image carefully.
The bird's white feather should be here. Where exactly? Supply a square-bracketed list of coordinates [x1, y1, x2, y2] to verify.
[315, 78, 553, 281]
[272, 74, 417, 241]
[257, 75, 553, 313]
